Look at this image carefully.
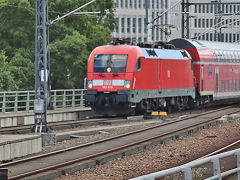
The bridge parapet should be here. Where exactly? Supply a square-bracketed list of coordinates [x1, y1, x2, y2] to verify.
[0, 89, 86, 114]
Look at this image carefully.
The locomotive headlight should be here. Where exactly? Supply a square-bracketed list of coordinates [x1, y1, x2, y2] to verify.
[124, 80, 131, 88]
[88, 80, 93, 88]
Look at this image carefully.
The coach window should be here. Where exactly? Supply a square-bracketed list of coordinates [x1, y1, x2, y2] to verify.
[135, 58, 141, 72]
[229, 51, 232, 63]
[232, 51, 236, 63]
[237, 80, 240, 91]
[201, 65, 204, 79]
[230, 80, 232, 92]
[220, 51, 224, 62]
[225, 80, 228, 92]
[233, 79, 236, 91]
[217, 51, 221, 62]
[221, 80, 224, 92]
[237, 51, 240, 63]
[209, 64, 212, 78]
[234, 51, 239, 63]
[213, 51, 217, 62]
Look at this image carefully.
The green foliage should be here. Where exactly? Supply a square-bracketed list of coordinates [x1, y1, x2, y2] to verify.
[0, 0, 116, 90]
[0, 51, 18, 91]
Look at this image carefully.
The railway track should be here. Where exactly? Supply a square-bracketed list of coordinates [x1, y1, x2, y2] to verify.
[1, 105, 240, 180]
[0, 105, 225, 134]
[0, 117, 128, 134]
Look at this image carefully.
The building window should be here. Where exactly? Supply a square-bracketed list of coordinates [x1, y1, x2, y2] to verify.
[116, 0, 119, 7]
[152, 0, 154, 8]
[116, 18, 119, 32]
[202, 5, 205, 13]
[194, 5, 197, 13]
[165, 0, 168, 9]
[134, 0, 137, 8]
[121, 0, 123, 8]
[133, 18, 136, 33]
[144, 18, 147, 33]
[202, 19, 205, 28]
[210, 19, 213, 27]
[121, 18, 125, 33]
[157, 0, 159, 9]
[156, 28, 159, 40]
[198, 19, 201, 28]
[194, 19, 197, 28]
[139, 0, 141, 8]
[206, 5, 209, 13]
[159, 15, 163, 25]
[130, 0, 132, 8]
[152, 28, 154, 40]
[125, 0, 128, 8]
[165, 14, 168, 24]
[225, 33, 228, 42]
[127, 18, 130, 33]
[138, 18, 142, 33]
[206, 19, 209, 28]
[210, 5, 213, 13]
[199, 5, 201, 13]
[161, 0, 163, 9]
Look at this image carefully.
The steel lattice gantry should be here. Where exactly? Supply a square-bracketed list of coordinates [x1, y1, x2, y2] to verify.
[181, 0, 190, 39]
[34, 0, 51, 132]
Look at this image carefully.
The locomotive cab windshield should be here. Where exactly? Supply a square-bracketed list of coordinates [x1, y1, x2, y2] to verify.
[94, 54, 128, 73]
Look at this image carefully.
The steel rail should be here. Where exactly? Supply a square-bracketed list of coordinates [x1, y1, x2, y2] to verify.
[2, 106, 239, 179]
[200, 139, 240, 159]
[0, 117, 127, 133]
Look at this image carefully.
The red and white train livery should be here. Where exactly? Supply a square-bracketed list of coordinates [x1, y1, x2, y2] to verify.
[85, 39, 240, 115]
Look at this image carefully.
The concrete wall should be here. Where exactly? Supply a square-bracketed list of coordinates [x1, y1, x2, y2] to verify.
[0, 108, 92, 128]
[0, 135, 41, 161]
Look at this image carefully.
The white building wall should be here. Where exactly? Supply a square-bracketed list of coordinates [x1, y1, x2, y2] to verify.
[113, 0, 240, 43]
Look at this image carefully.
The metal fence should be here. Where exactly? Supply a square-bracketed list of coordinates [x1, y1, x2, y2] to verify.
[131, 148, 240, 180]
[0, 89, 86, 113]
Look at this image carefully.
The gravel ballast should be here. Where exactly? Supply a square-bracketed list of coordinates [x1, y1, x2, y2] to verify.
[55, 119, 240, 180]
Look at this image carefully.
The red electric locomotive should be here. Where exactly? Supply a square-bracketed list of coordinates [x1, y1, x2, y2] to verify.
[85, 42, 195, 115]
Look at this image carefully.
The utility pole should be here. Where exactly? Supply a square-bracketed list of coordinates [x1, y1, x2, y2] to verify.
[33, 0, 50, 133]
[145, 0, 151, 42]
[33, 0, 97, 133]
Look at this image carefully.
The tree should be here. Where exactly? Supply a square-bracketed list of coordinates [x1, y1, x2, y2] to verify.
[0, 51, 18, 91]
[0, 0, 116, 90]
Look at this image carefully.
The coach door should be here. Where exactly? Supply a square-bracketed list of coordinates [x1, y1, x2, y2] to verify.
[215, 68, 219, 93]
